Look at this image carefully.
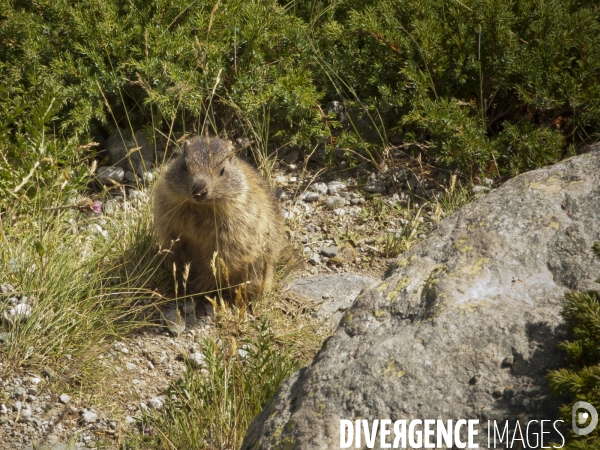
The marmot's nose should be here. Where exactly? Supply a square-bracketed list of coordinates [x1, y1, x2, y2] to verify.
[192, 182, 208, 199]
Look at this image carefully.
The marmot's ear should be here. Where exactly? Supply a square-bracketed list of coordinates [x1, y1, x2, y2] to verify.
[181, 139, 191, 156]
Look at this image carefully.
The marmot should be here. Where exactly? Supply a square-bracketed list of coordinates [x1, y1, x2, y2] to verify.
[153, 135, 283, 300]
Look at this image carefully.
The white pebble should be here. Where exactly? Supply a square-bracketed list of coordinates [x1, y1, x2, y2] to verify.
[189, 352, 206, 368]
[7, 303, 32, 321]
[148, 397, 163, 410]
[81, 411, 98, 423]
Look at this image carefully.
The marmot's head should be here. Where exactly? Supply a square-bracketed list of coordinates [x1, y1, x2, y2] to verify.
[164, 136, 246, 205]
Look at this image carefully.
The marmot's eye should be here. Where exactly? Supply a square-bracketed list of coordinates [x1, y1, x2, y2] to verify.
[219, 167, 225, 176]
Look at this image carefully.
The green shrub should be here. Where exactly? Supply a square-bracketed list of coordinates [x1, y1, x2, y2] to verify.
[0, 0, 327, 198]
[548, 243, 600, 449]
[307, 0, 599, 176]
[1, 0, 600, 197]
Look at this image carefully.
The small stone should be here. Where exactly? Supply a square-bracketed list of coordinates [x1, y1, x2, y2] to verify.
[204, 303, 214, 318]
[26, 388, 37, 396]
[148, 397, 163, 410]
[29, 377, 41, 385]
[125, 416, 135, 425]
[324, 196, 346, 210]
[0, 283, 15, 294]
[97, 166, 125, 185]
[180, 300, 195, 315]
[333, 208, 346, 216]
[501, 356, 514, 367]
[162, 307, 185, 335]
[472, 185, 491, 193]
[81, 410, 98, 424]
[327, 181, 346, 195]
[320, 246, 339, 258]
[7, 303, 32, 322]
[13, 386, 26, 398]
[47, 435, 60, 445]
[308, 254, 321, 266]
[134, 159, 153, 177]
[0, 404, 7, 414]
[289, 176, 298, 183]
[59, 394, 71, 404]
[275, 175, 288, 185]
[128, 189, 148, 202]
[363, 180, 387, 193]
[237, 349, 249, 359]
[310, 182, 328, 195]
[125, 362, 136, 371]
[103, 199, 119, 215]
[124, 170, 137, 183]
[13, 401, 22, 412]
[20, 408, 32, 419]
[302, 192, 320, 202]
[189, 352, 206, 368]
[149, 353, 168, 366]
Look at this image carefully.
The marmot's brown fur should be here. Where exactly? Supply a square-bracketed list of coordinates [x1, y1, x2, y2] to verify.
[153, 135, 282, 300]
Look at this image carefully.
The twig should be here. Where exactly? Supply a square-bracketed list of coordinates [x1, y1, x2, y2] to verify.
[14, 161, 39, 193]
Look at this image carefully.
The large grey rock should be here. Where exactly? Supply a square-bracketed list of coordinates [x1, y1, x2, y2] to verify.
[243, 150, 600, 449]
[288, 274, 377, 328]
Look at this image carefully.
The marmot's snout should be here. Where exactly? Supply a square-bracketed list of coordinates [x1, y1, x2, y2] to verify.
[191, 179, 209, 202]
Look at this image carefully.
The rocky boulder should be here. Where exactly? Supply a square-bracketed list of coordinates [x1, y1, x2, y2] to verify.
[287, 274, 377, 329]
[242, 149, 600, 449]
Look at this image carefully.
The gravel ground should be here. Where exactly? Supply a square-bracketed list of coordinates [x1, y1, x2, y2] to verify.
[0, 149, 473, 449]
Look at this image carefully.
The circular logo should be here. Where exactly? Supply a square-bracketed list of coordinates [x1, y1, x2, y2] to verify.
[572, 401, 598, 436]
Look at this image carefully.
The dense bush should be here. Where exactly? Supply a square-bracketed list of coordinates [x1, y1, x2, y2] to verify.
[1, 0, 600, 200]
[0, 0, 325, 200]
[308, 0, 600, 176]
[548, 243, 600, 449]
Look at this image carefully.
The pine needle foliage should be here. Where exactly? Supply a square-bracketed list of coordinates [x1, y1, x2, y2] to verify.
[1, 0, 600, 196]
[305, 0, 600, 176]
[548, 243, 600, 449]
